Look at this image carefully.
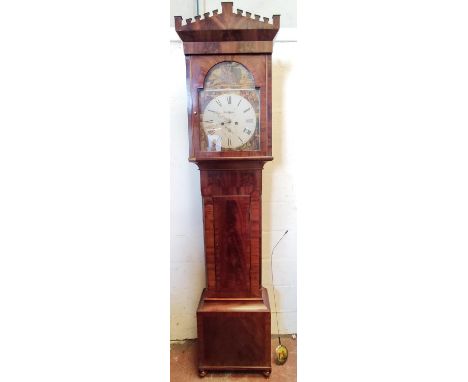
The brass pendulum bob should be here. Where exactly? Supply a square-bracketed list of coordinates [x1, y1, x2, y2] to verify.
[275, 337, 288, 365]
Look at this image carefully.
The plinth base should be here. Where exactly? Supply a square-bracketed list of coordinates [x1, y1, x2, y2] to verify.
[196, 287, 271, 377]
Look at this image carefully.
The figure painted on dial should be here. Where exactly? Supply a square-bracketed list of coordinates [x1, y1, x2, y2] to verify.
[201, 93, 257, 150]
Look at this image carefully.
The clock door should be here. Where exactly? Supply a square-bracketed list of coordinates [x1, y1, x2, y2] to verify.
[186, 54, 271, 160]
[213, 195, 251, 293]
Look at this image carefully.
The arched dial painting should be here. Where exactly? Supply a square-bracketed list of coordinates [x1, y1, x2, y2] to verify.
[199, 62, 261, 152]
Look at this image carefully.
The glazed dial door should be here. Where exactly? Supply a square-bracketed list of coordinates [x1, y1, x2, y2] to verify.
[202, 93, 257, 150]
[199, 61, 260, 152]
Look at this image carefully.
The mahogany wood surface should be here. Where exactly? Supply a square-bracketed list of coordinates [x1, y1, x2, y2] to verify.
[183, 41, 274, 55]
[214, 195, 251, 293]
[197, 288, 271, 374]
[199, 164, 263, 298]
[175, 2, 280, 43]
[174, 2, 280, 377]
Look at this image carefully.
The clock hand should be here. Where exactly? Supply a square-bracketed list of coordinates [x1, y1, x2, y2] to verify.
[221, 118, 234, 133]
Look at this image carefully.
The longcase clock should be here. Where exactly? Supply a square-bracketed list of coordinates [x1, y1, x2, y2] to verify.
[174, 2, 280, 377]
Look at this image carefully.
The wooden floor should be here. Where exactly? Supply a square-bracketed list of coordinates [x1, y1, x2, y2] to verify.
[170, 336, 296, 381]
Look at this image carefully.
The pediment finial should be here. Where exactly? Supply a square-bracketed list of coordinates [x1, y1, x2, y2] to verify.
[221, 2, 233, 14]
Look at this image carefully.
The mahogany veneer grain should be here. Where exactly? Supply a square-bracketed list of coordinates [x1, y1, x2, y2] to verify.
[174, 2, 280, 377]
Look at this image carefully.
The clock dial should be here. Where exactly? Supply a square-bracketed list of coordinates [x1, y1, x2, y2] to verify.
[198, 61, 260, 152]
[202, 94, 257, 149]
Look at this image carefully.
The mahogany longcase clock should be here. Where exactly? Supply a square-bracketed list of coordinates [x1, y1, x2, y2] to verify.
[175, 2, 280, 377]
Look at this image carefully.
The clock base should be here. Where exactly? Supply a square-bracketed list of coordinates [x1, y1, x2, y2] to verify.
[196, 287, 272, 376]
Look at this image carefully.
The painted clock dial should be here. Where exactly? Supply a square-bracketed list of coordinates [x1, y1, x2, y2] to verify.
[202, 93, 257, 150]
[199, 61, 260, 152]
